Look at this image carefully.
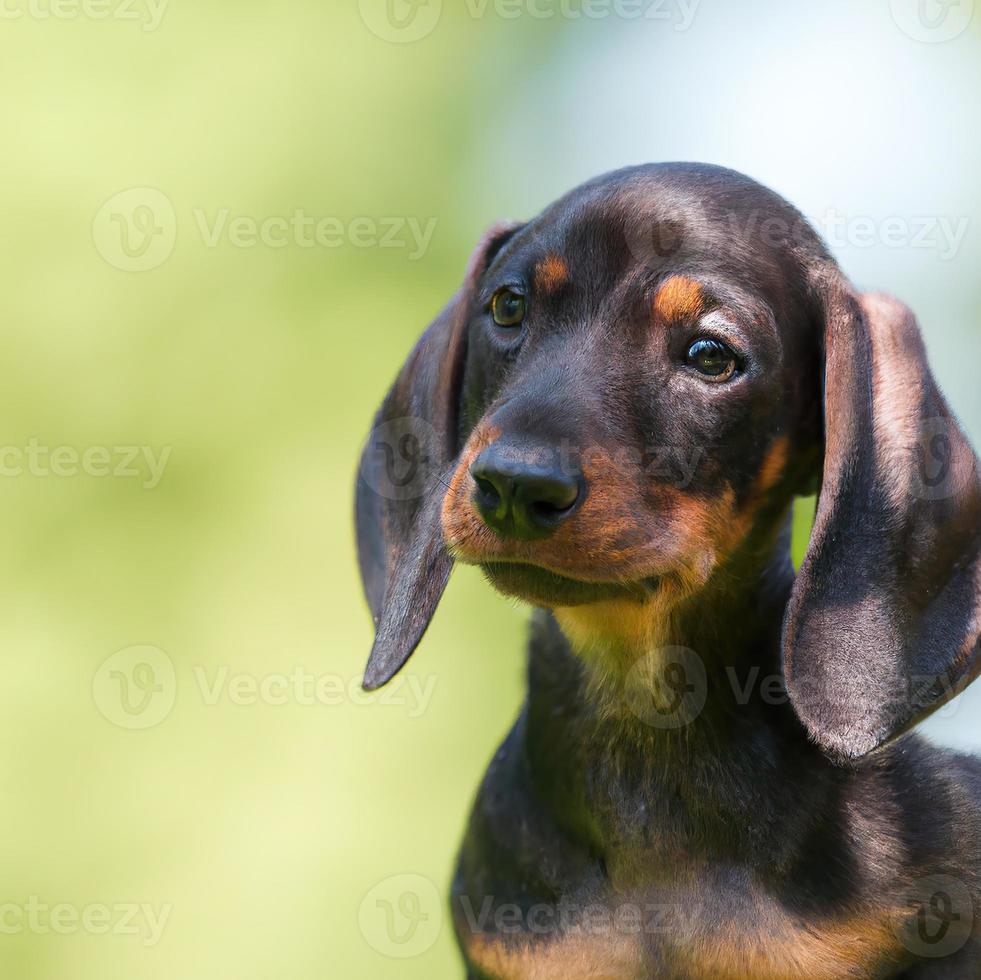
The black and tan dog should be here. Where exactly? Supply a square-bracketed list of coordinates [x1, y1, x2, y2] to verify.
[355, 164, 981, 978]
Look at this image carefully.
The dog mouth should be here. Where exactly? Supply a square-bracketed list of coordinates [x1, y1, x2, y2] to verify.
[478, 561, 659, 607]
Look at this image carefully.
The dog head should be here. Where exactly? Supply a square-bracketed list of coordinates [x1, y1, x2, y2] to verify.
[355, 163, 981, 760]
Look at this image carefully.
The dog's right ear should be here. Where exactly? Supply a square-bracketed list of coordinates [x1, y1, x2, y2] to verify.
[783, 270, 981, 761]
[355, 222, 522, 690]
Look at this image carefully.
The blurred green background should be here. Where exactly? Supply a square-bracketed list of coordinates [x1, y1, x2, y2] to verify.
[0, 1, 978, 976]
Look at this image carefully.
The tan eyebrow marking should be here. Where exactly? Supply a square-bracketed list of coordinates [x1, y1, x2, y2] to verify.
[534, 253, 569, 294]
[653, 275, 705, 323]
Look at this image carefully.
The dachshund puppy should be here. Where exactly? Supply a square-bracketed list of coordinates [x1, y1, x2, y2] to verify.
[355, 164, 981, 978]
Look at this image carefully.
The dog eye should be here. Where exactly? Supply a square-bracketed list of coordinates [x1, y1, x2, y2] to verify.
[490, 288, 526, 327]
[686, 338, 739, 381]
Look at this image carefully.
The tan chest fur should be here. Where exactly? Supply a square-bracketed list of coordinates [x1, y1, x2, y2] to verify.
[458, 884, 902, 980]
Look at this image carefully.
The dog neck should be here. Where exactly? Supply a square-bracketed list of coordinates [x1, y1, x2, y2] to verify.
[524, 513, 816, 859]
[550, 509, 797, 711]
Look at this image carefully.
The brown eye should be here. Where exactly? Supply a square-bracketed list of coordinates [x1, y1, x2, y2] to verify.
[686, 338, 739, 381]
[491, 288, 526, 327]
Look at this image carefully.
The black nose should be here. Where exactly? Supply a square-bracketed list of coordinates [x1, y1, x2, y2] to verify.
[470, 443, 583, 540]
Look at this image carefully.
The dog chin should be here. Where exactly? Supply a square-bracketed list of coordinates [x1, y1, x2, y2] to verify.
[478, 561, 655, 607]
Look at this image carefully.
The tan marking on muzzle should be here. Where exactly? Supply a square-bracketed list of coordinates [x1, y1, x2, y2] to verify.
[558, 438, 794, 662]
[444, 423, 793, 629]
[443, 435, 664, 580]
[441, 422, 502, 551]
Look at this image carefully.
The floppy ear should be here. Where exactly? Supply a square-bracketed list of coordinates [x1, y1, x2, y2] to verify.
[784, 276, 981, 761]
[355, 222, 521, 690]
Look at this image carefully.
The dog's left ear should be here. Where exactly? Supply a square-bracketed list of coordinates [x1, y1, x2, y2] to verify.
[784, 272, 981, 761]
[355, 222, 522, 690]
